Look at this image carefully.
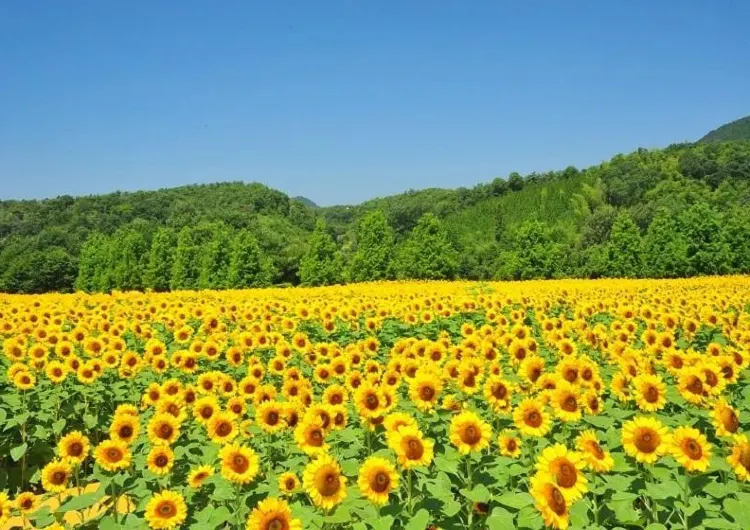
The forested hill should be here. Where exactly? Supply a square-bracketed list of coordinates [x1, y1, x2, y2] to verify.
[700, 116, 750, 143]
[2, 140, 750, 293]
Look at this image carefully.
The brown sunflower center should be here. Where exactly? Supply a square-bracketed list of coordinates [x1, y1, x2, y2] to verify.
[506, 439, 517, 452]
[563, 368, 578, 383]
[587, 441, 605, 459]
[739, 445, 750, 471]
[119, 425, 133, 438]
[548, 486, 567, 515]
[525, 410, 542, 428]
[634, 428, 659, 453]
[365, 394, 379, 410]
[68, 442, 84, 456]
[405, 438, 425, 460]
[644, 386, 659, 403]
[155, 455, 169, 467]
[721, 408, 740, 433]
[318, 471, 341, 496]
[266, 411, 280, 425]
[330, 394, 342, 405]
[492, 384, 507, 399]
[285, 478, 296, 490]
[309, 429, 324, 446]
[555, 461, 577, 488]
[561, 395, 577, 412]
[158, 501, 176, 517]
[460, 424, 481, 445]
[371, 471, 391, 493]
[420, 386, 435, 401]
[267, 518, 287, 530]
[682, 438, 702, 460]
[20, 498, 33, 509]
[704, 371, 718, 387]
[217, 422, 232, 436]
[52, 471, 67, 484]
[231, 454, 249, 473]
[159, 424, 174, 439]
[687, 377, 703, 395]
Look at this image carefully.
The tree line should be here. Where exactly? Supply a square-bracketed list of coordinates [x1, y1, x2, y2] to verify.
[2, 140, 750, 293]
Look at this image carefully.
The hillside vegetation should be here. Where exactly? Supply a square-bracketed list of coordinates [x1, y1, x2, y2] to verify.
[2, 139, 750, 293]
[700, 115, 750, 143]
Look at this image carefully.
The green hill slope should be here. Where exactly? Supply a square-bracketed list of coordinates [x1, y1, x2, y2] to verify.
[2, 136, 750, 293]
[700, 115, 750, 143]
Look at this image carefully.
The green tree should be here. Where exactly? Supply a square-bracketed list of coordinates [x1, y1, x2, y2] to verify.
[504, 220, 564, 280]
[171, 226, 200, 290]
[605, 210, 642, 277]
[144, 227, 176, 291]
[348, 210, 395, 282]
[395, 213, 458, 280]
[2, 247, 76, 294]
[109, 227, 148, 290]
[680, 202, 732, 275]
[641, 210, 689, 278]
[722, 208, 750, 273]
[197, 223, 233, 289]
[227, 230, 273, 288]
[299, 220, 342, 286]
[76, 233, 110, 292]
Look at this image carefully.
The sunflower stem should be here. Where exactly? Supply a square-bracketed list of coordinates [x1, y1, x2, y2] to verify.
[466, 457, 473, 529]
[406, 468, 414, 516]
[681, 471, 691, 530]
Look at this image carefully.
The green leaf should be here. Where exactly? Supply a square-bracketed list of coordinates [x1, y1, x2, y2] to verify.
[440, 497, 462, 517]
[99, 516, 119, 530]
[496, 492, 534, 510]
[645, 524, 667, 530]
[645, 480, 681, 499]
[404, 509, 430, 530]
[724, 497, 750, 524]
[84, 413, 98, 429]
[10, 443, 27, 462]
[209, 506, 232, 527]
[610, 492, 640, 524]
[369, 515, 394, 530]
[52, 418, 66, 434]
[486, 507, 515, 530]
[516, 505, 543, 530]
[704, 518, 740, 529]
[585, 415, 614, 429]
[57, 490, 106, 512]
[604, 474, 634, 492]
[569, 500, 589, 528]
[461, 484, 491, 503]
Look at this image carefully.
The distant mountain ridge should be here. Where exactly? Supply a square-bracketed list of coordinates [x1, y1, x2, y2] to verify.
[699, 115, 750, 143]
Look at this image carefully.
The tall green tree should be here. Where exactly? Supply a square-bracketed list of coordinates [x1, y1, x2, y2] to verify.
[76, 233, 110, 292]
[299, 220, 342, 286]
[641, 210, 689, 278]
[680, 202, 732, 275]
[171, 226, 200, 290]
[395, 213, 458, 280]
[144, 227, 176, 291]
[498, 220, 564, 280]
[348, 210, 395, 282]
[605, 210, 642, 277]
[197, 223, 233, 289]
[227, 230, 273, 288]
[722, 208, 750, 273]
[109, 228, 148, 290]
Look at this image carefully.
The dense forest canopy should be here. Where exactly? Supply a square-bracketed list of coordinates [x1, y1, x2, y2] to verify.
[2, 134, 750, 293]
[700, 115, 750, 143]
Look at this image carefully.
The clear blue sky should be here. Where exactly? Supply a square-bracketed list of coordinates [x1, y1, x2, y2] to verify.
[1, 1, 748, 206]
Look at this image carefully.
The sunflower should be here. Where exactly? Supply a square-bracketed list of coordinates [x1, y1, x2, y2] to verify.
[498, 431, 522, 458]
[449, 410, 492, 454]
[550, 382, 582, 423]
[15, 491, 39, 514]
[358, 457, 399, 505]
[227, 396, 247, 418]
[513, 399, 552, 437]
[41, 459, 72, 493]
[45, 360, 68, 383]
[94, 439, 132, 472]
[57, 431, 90, 464]
[193, 395, 220, 425]
[145, 490, 187, 530]
[246, 497, 302, 530]
[256, 401, 286, 434]
[632, 374, 667, 412]
[0, 492, 11, 524]
[354, 383, 385, 419]
[575, 430, 614, 473]
[110, 414, 140, 445]
[147, 446, 175, 476]
[389, 425, 435, 469]
[535, 444, 588, 502]
[408, 373, 443, 412]
[383, 412, 417, 441]
[712, 398, 741, 437]
[303, 454, 348, 510]
[148, 413, 181, 446]
[279, 472, 300, 495]
[207, 412, 238, 444]
[678, 368, 707, 405]
[294, 418, 329, 456]
[670, 427, 712, 473]
[530, 474, 570, 530]
[621, 416, 670, 464]
[187, 465, 214, 488]
[329, 404, 348, 430]
[13, 371, 36, 390]
[219, 443, 260, 484]
[484, 376, 514, 413]
[727, 434, 750, 481]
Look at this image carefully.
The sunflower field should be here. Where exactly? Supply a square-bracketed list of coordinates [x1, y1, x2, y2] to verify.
[1, 278, 750, 530]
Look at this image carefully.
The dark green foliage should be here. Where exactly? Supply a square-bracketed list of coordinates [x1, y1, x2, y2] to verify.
[144, 228, 176, 292]
[605, 210, 642, 278]
[395, 213, 458, 280]
[4, 136, 750, 293]
[348, 211, 395, 282]
[699, 116, 750, 143]
[299, 220, 342, 286]
[227, 230, 273, 288]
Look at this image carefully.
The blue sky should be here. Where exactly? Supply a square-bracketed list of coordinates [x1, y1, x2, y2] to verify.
[1, 1, 748, 206]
